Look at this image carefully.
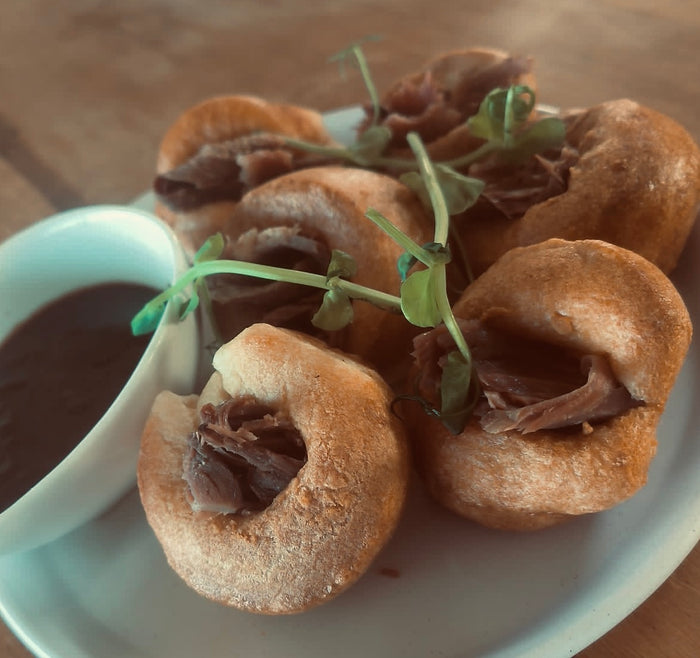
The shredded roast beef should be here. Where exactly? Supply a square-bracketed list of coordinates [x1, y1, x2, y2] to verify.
[154, 133, 337, 212]
[449, 55, 534, 118]
[469, 145, 580, 221]
[412, 320, 642, 435]
[356, 54, 578, 219]
[374, 73, 464, 148]
[359, 55, 533, 148]
[478, 354, 638, 434]
[183, 397, 307, 515]
[206, 225, 332, 341]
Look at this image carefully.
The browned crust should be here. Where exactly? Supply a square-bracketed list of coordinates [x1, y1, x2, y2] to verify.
[387, 47, 536, 94]
[156, 94, 335, 174]
[137, 324, 410, 613]
[406, 239, 692, 530]
[154, 94, 337, 254]
[153, 200, 237, 258]
[409, 409, 660, 531]
[460, 99, 700, 276]
[216, 165, 433, 381]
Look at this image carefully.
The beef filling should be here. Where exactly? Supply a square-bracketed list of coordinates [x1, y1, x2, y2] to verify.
[154, 133, 337, 211]
[207, 225, 332, 341]
[468, 144, 580, 221]
[412, 320, 642, 435]
[183, 397, 307, 515]
[359, 55, 533, 148]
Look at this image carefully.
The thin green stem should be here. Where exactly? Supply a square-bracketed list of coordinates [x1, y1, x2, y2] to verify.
[365, 208, 436, 266]
[440, 140, 501, 170]
[406, 132, 449, 245]
[147, 258, 402, 314]
[282, 136, 420, 172]
[352, 45, 381, 126]
[329, 40, 383, 127]
[503, 85, 515, 148]
[407, 131, 475, 367]
[283, 129, 502, 174]
[282, 137, 353, 160]
[196, 278, 224, 347]
[432, 266, 472, 366]
[339, 280, 401, 311]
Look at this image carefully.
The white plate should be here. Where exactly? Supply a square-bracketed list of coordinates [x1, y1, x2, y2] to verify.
[2, 108, 699, 658]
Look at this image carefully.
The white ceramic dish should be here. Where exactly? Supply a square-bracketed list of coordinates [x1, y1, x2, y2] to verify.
[0, 108, 698, 658]
[0, 205, 199, 555]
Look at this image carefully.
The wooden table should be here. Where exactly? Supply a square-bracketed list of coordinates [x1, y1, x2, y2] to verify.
[1, 1, 698, 656]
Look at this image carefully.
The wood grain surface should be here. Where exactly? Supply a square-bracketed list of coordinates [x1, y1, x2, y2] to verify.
[1, 1, 698, 656]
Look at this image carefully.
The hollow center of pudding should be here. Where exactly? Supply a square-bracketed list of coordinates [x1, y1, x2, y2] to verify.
[413, 319, 643, 434]
[183, 396, 307, 515]
[207, 225, 332, 341]
[467, 143, 579, 221]
[154, 134, 298, 210]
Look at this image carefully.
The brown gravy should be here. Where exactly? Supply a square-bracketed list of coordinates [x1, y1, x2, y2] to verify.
[0, 282, 157, 513]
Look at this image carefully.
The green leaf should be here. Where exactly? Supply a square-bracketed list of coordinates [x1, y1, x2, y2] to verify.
[397, 242, 449, 281]
[399, 171, 432, 210]
[466, 99, 502, 142]
[350, 125, 392, 164]
[466, 85, 535, 144]
[326, 249, 358, 279]
[193, 233, 225, 264]
[314, 249, 359, 329]
[177, 290, 200, 321]
[393, 350, 476, 435]
[434, 165, 485, 214]
[505, 85, 536, 125]
[397, 252, 417, 281]
[401, 166, 485, 215]
[439, 350, 473, 434]
[400, 268, 441, 327]
[130, 301, 166, 336]
[503, 116, 567, 164]
[311, 289, 354, 330]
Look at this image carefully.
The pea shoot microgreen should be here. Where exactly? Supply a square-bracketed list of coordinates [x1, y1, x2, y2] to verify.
[329, 36, 384, 127]
[372, 131, 482, 430]
[130, 247, 402, 337]
[284, 41, 566, 186]
[310, 249, 358, 331]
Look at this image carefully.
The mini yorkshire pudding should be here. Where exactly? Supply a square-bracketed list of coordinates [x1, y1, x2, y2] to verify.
[357, 47, 536, 162]
[208, 165, 432, 381]
[457, 99, 700, 276]
[152, 94, 337, 254]
[405, 239, 692, 531]
[137, 323, 410, 614]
